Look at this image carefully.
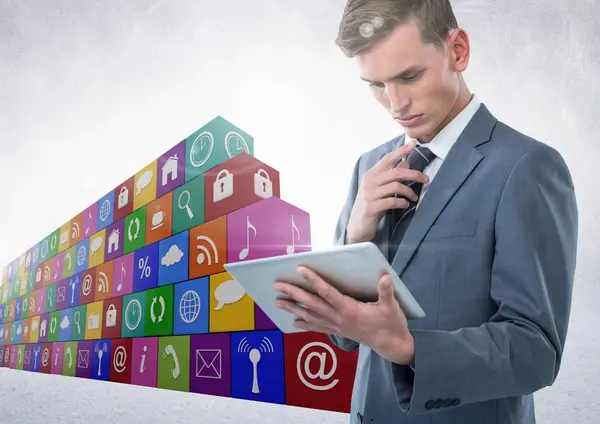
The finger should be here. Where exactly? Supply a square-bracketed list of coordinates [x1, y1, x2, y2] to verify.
[297, 266, 349, 312]
[293, 319, 339, 335]
[374, 140, 417, 171]
[367, 196, 411, 216]
[375, 165, 429, 187]
[275, 298, 339, 330]
[274, 281, 342, 323]
[377, 274, 396, 306]
[371, 181, 418, 203]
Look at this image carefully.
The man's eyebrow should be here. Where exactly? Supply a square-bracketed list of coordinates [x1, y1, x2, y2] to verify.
[360, 66, 423, 83]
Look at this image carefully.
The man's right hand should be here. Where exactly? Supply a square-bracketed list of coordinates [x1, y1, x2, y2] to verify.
[345, 140, 430, 244]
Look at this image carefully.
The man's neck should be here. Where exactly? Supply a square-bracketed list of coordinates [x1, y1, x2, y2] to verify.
[418, 90, 473, 143]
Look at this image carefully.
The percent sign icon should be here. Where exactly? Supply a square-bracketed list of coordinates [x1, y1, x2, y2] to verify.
[138, 257, 151, 278]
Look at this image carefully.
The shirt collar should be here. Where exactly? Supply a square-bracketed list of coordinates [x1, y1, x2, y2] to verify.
[406, 94, 482, 160]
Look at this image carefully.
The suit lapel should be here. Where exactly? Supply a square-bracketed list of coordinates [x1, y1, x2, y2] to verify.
[390, 104, 498, 275]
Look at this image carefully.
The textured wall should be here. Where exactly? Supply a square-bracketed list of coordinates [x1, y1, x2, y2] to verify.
[1, 0, 598, 423]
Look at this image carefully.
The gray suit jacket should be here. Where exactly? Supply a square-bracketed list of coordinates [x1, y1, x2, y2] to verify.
[328, 104, 578, 424]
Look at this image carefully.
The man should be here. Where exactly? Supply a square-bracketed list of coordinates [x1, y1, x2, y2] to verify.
[274, 0, 578, 423]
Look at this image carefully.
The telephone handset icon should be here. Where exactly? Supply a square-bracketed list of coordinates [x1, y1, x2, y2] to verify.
[162, 344, 180, 379]
[65, 347, 73, 368]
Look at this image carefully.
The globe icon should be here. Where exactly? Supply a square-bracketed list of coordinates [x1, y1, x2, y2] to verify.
[99, 199, 111, 222]
[76, 246, 87, 266]
[179, 290, 201, 324]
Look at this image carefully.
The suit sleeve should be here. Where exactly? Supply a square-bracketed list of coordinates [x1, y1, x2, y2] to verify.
[327, 157, 362, 352]
[394, 145, 578, 416]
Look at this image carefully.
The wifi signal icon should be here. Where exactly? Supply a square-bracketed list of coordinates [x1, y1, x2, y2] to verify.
[43, 265, 51, 282]
[71, 222, 80, 241]
[195, 235, 219, 265]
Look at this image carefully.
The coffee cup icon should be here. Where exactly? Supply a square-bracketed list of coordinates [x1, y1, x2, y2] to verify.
[151, 211, 164, 230]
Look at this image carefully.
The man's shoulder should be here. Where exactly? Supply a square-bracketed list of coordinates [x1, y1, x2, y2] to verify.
[489, 120, 568, 168]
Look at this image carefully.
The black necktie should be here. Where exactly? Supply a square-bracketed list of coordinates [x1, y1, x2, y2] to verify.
[388, 144, 437, 261]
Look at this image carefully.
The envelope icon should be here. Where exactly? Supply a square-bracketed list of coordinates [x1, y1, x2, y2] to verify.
[77, 349, 89, 368]
[196, 349, 222, 379]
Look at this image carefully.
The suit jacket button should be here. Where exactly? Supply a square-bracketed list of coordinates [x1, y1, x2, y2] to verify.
[425, 400, 435, 410]
[443, 399, 453, 408]
[434, 399, 443, 409]
[451, 398, 460, 406]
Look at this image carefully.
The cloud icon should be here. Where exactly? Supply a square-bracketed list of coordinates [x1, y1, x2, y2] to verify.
[60, 315, 70, 329]
[161, 245, 184, 267]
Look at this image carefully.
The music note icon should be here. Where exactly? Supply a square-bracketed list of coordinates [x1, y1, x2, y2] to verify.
[85, 210, 92, 235]
[117, 262, 126, 292]
[239, 216, 257, 260]
[286, 214, 300, 255]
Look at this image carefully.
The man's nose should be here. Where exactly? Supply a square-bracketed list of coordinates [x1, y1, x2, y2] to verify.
[386, 84, 410, 115]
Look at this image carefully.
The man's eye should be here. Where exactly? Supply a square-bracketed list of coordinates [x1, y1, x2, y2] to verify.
[369, 83, 385, 90]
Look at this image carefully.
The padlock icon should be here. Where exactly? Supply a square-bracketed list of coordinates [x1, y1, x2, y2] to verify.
[254, 169, 273, 199]
[106, 304, 117, 327]
[213, 169, 234, 203]
[117, 186, 129, 209]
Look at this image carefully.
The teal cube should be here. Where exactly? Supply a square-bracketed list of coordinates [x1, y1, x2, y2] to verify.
[185, 116, 254, 182]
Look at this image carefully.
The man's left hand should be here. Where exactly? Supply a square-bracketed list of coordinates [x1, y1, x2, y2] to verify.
[274, 265, 415, 365]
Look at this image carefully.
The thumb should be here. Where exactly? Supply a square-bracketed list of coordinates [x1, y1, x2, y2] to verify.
[377, 274, 395, 305]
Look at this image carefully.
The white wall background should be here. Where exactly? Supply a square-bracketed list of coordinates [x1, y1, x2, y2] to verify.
[1, 0, 599, 423]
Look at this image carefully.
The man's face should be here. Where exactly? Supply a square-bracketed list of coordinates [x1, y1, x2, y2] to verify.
[357, 19, 468, 142]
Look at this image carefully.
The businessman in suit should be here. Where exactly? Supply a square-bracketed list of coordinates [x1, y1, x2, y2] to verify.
[273, 0, 578, 423]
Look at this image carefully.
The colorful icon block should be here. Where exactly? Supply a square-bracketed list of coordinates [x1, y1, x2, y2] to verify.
[71, 212, 84, 246]
[133, 242, 159, 292]
[112, 253, 134, 298]
[130, 336, 158, 387]
[145, 192, 173, 245]
[188, 216, 227, 280]
[204, 152, 281, 222]
[62, 341, 77, 376]
[173, 277, 209, 335]
[227, 196, 311, 263]
[102, 296, 123, 340]
[121, 292, 145, 338]
[230, 330, 285, 404]
[157, 335, 190, 392]
[0, 115, 354, 414]
[157, 140, 186, 198]
[114, 177, 135, 222]
[91, 339, 112, 380]
[123, 206, 147, 254]
[105, 219, 125, 262]
[82, 203, 98, 239]
[172, 176, 205, 234]
[144, 285, 173, 337]
[75, 340, 92, 378]
[185, 116, 254, 182]
[88, 229, 106, 269]
[283, 332, 358, 412]
[189, 333, 231, 397]
[97, 191, 115, 231]
[133, 161, 158, 211]
[109, 338, 132, 384]
[209, 272, 254, 333]
[158, 231, 189, 287]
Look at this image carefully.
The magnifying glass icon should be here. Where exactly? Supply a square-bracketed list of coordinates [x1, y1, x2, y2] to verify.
[74, 311, 81, 334]
[178, 191, 194, 219]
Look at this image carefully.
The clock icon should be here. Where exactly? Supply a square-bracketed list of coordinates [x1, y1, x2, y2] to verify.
[225, 131, 250, 158]
[189, 131, 214, 168]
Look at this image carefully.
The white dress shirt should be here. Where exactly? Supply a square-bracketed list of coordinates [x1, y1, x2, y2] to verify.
[405, 94, 482, 208]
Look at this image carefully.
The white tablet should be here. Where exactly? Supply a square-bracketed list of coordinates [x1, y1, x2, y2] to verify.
[223, 241, 425, 333]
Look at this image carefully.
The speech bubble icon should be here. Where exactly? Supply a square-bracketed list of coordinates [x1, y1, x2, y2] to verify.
[136, 170, 153, 194]
[90, 237, 103, 255]
[214, 279, 246, 310]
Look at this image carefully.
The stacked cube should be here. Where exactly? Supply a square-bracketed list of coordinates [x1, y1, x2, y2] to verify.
[0, 116, 358, 413]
